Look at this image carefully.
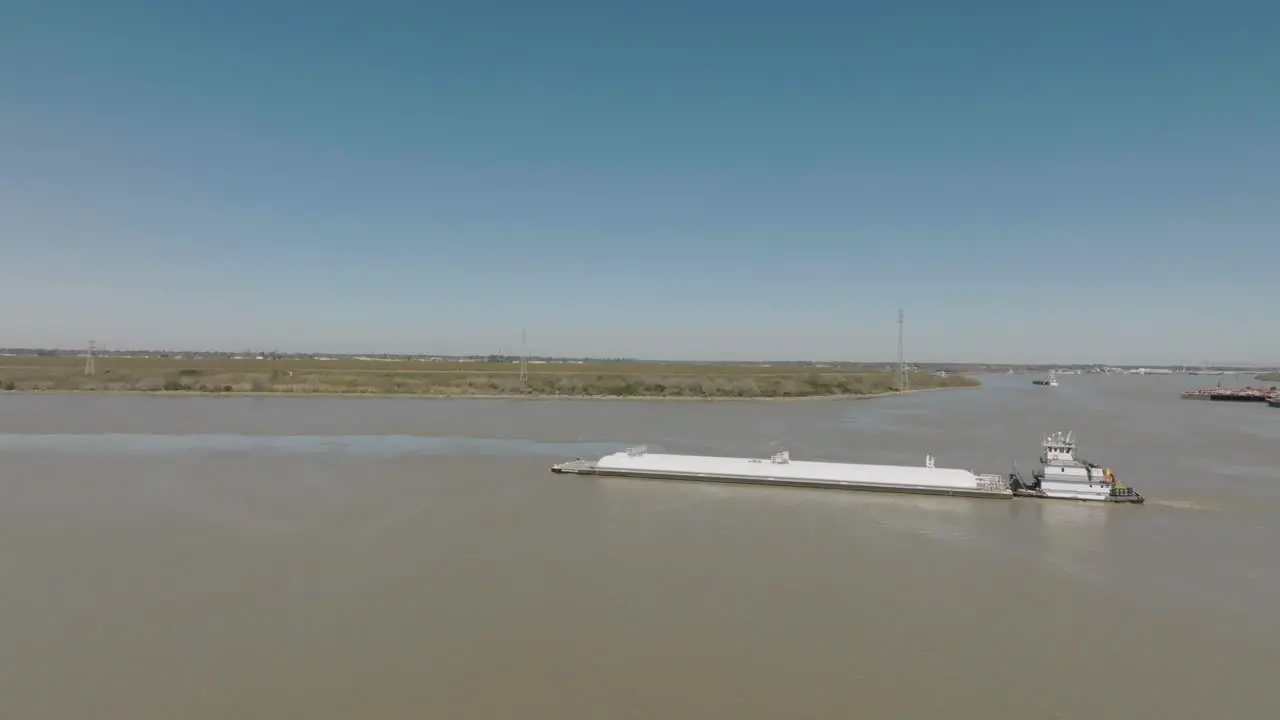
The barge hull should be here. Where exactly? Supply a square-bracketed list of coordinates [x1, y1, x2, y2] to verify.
[552, 462, 1013, 499]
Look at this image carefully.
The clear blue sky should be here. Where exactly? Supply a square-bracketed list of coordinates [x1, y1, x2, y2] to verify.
[2, 0, 1276, 364]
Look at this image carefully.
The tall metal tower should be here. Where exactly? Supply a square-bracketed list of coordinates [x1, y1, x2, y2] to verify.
[896, 309, 908, 391]
[85, 340, 96, 376]
[519, 328, 528, 382]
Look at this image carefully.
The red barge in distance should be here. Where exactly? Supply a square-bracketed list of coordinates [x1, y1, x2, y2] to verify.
[1180, 387, 1278, 403]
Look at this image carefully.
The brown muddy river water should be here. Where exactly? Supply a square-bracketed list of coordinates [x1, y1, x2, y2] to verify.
[1, 374, 1277, 718]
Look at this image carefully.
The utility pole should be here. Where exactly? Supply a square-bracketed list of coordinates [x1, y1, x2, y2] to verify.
[896, 309, 908, 391]
[85, 340, 96, 376]
[519, 328, 528, 382]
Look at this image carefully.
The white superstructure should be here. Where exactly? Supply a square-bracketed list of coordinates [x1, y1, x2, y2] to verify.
[1015, 431, 1143, 502]
[553, 445, 1012, 498]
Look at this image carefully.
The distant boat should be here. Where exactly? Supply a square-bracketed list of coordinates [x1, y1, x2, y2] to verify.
[1032, 371, 1059, 387]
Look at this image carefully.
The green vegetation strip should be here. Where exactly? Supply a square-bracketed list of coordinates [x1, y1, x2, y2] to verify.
[0, 356, 980, 398]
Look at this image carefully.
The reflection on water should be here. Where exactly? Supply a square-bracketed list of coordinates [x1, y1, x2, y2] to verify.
[1034, 499, 1112, 533]
[1032, 500, 1113, 565]
[595, 473, 991, 547]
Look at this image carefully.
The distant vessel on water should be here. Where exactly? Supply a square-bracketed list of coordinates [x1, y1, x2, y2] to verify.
[1008, 431, 1144, 503]
[1208, 389, 1272, 403]
[1181, 382, 1275, 403]
[552, 431, 1143, 504]
[1032, 370, 1059, 387]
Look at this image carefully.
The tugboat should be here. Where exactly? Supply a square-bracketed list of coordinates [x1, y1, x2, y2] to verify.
[1268, 394, 1280, 408]
[1008, 431, 1144, 503]
[1032, 370, 1059, 387]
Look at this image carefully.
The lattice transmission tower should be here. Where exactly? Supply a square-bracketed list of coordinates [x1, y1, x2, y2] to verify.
[519, 328, 528, 382]
[896, 310, 908, 391]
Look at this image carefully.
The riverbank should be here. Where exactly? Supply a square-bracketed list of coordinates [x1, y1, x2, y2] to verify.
[1255, 373, 1279, 383]
[6, 385, 977, 402]
[0, 356, 980, 400]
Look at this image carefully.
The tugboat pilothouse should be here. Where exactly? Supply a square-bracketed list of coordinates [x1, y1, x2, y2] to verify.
[1009, 431, 1144, 503]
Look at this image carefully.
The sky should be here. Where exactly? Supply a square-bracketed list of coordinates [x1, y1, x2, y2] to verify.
[1, 0, 1276, 364]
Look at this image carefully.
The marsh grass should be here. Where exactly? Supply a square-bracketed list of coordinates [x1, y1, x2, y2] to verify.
[0, 356, 979, 399]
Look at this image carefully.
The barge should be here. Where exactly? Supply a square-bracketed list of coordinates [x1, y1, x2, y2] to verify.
[1181, 388, 1274, 402]
[552, 446, 1013, 498]
[552, 432, 1144, 503]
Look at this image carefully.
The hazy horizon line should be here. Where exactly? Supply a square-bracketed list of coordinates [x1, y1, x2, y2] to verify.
[3, 348, 1274, 370]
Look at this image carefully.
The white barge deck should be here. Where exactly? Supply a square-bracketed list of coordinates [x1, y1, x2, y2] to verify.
[551, 446, 1014, 499]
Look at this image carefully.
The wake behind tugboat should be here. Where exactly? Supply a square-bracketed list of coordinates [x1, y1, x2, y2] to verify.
[552, 430, 1143, 504]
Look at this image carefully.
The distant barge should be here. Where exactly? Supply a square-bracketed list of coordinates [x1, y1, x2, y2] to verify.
[552, 431, 1143, 503]
[1181, 388, 1277, 403]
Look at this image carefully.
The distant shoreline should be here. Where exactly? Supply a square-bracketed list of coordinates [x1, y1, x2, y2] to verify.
[0, 355, 980, 399]
[3, 385, 975, 402]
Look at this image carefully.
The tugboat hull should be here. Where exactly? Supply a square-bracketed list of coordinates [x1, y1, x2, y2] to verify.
[1010, 487, 1145, 503]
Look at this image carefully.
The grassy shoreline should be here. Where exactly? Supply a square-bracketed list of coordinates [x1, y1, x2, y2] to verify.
[1255, 373, 1280, 383]
[0, 356, 980, 400]
[5, 384, 975, 402]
